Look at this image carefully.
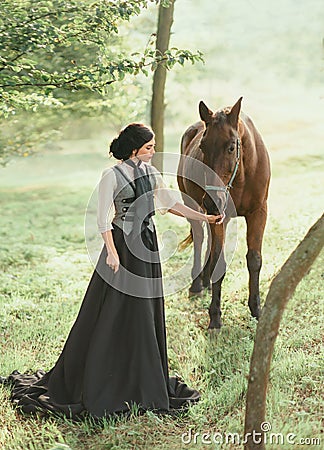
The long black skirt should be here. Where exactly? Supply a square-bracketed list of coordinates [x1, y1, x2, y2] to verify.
[4, 225, 200, 418]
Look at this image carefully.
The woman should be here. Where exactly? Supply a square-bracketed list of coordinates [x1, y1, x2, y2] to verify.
[3, 123, 220, 419]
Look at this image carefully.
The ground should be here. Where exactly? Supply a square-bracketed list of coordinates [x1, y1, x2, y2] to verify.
[0, 129, 322, 449]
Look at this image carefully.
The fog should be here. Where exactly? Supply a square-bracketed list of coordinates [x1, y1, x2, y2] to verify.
[165, 0, 324, 158]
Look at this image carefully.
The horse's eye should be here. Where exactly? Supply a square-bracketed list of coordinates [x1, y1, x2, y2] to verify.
[228, 144, 235, 153]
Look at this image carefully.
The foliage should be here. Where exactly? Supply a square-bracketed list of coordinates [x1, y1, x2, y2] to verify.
[0, 0, 203, 117]
[0, 0, 202, 164]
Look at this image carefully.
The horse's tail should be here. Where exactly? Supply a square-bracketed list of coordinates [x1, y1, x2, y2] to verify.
[178, 228, 193, 251]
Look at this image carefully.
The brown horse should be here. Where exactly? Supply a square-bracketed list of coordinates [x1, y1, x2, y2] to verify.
[177, 97, 271, 330]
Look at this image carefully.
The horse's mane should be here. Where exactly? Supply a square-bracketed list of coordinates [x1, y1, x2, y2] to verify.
[215, 107, 243, 130]
[213, 109, 228, 124]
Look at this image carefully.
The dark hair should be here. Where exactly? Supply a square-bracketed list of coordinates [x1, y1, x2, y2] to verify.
[109, 123, 154, 160]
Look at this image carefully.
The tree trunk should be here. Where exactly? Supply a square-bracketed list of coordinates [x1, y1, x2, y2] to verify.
[150, 0, 175, 173]
[244, 214, 324, 449]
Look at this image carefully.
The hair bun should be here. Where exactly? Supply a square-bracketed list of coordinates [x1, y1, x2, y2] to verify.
[108, 123, 154, 161]
[109, 137, 122, 159]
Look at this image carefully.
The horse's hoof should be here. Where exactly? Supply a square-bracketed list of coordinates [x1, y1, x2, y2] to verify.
[251, 307, 261, 320]
[249, 297, 261, 320]
[208, 317, 222, 331]
[207, 328, 221, 336]
[188, 289, 203, 298]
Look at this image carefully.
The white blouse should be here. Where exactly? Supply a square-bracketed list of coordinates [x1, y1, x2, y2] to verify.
[97, 159, 178, 233]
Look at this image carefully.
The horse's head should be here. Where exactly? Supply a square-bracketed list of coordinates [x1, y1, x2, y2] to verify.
[199, 97, 242, 217]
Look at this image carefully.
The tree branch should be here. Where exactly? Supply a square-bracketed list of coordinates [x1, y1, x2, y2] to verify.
[0, 79, 115, 89]
[0, 52, 27, 72]
[0, 10, 76, 33]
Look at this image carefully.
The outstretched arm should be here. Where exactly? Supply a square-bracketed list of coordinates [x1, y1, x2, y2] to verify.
[168, 202, 222, 224]
[151, 167, 222, 224]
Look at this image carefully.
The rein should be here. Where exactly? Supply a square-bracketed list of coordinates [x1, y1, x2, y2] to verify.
[205, 137, 241, 214]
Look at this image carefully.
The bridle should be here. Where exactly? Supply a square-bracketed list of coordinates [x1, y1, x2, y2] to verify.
[204, 137, 241, 215]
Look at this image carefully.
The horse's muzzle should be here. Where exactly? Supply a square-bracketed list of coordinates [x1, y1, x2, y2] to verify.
[203, 189, 227, 216]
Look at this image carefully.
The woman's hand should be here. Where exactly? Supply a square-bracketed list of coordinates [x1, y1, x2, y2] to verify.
[101, 231, 119, 273]
[106, 251, 120, 273]
[205, 213, 225, 224]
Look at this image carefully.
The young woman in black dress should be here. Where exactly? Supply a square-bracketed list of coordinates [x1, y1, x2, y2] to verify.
[3, 123, 220, 419]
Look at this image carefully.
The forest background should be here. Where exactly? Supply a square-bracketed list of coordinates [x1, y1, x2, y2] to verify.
[0, 0, 323, 449]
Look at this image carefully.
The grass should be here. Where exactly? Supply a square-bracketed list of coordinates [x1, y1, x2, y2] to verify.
[0, 133, 323, 450]
[1, 0, 323, 446]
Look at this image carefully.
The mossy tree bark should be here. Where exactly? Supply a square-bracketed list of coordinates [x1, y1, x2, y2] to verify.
[150, 0, 175, 173]
[244, 214, 324, 449]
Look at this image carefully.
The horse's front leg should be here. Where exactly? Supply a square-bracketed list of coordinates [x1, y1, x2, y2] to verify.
[201, 223, 212, 290]
[245, 205, 267, 319]
[188, 219, 204, 295]
[208, 224, 226, 330]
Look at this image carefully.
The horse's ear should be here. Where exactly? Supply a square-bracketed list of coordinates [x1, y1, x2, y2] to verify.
[199, 101, 213, 124]
[228, 97, 243, 128]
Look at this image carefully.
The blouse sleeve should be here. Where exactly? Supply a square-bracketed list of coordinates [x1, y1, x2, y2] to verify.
[151, 166, 179, 215]
[97, 167, 117, 233]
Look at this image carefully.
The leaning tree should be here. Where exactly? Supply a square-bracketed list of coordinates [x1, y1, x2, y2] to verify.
[244, 214, 324, 449]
